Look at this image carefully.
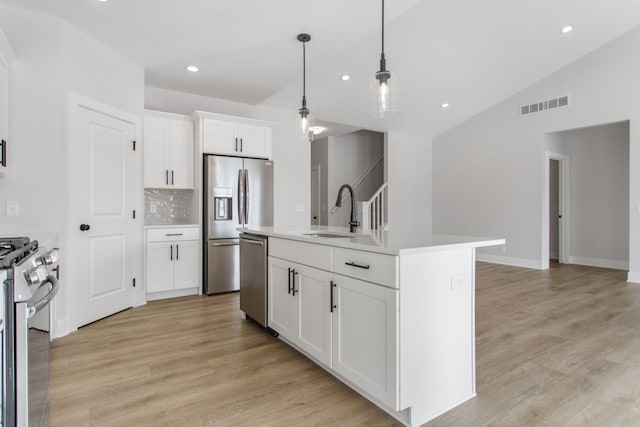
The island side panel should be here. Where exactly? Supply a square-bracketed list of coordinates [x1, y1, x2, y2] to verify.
[399, 247, 476, 423]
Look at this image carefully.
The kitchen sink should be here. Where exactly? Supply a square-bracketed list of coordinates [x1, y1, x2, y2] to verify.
[303, 233, 351, 239]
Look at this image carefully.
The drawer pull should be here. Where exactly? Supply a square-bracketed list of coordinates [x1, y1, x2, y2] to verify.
[345, 261, 370, 270]
[165, 233, 183, 236]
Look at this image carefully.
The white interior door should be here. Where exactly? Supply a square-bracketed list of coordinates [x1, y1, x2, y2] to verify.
[70, 100, 137, 327]
[311, 165, 320, 225]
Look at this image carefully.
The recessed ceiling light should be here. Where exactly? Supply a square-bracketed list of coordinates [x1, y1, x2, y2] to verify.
[441, 103, 450, 109]
[311, 126, 326, 135]
[96, 0, 109, 2]
[340, 74, 351, 81]
[561, 25, 573, 34]
[185, 65, 200, 73]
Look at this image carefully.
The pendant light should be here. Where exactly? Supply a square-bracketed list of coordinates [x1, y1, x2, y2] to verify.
[371, 0, 398, 117]
[296, 33, 314, 142]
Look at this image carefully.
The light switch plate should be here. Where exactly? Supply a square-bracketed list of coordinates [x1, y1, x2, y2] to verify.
[6, 201, 19, 217]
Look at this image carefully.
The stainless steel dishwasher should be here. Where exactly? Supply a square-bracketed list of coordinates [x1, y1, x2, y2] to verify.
[239, 234, 268, 327]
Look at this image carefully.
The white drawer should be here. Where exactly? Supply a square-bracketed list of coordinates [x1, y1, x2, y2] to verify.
[269, 237, 332, 271]
[147, 227, 200, 242]
[333, 247, 398, 288]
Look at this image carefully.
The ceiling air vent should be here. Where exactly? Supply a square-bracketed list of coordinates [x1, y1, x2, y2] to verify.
[520, 95, 570, 116]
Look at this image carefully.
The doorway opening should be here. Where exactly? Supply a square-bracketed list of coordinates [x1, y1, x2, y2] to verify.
[545, 153, 570, 267]
[310, 120, 385, 227]
[542, 121, 630, 271]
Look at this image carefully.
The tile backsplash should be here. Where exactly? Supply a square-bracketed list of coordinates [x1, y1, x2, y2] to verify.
[145, 189, 195, 225]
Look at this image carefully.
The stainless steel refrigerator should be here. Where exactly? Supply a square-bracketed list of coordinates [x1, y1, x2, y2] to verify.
[203, 154, 273, 294]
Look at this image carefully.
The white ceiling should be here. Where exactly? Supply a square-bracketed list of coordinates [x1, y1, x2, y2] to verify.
[3, 0, 640, 137]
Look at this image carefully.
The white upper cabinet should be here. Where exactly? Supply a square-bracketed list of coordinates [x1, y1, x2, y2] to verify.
[0, 26, 15, 176]
[143, 111, 194, 189]
[193, 111, 273, 159]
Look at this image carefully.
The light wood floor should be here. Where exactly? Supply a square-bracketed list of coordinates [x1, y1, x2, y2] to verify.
[50, 262, 640, 426]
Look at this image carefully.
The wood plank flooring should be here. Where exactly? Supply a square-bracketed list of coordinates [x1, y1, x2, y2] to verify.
[50, 262, 640, 426]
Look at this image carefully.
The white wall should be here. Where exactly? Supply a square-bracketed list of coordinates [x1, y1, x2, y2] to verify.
[326, 130, 384, 227]
[547, 122, 629, 268]
[310, 137, 329, 225]
[145, 86, 308, 228]
[433, 27, 640, 280]
[386, 132, 432, 232]
[0, 5, 145, 337]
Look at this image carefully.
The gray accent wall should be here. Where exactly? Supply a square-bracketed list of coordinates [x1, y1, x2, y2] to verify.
[433, 26, 640, 276]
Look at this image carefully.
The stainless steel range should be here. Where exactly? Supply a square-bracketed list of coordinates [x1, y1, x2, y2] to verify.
[1, 237, 60, 427]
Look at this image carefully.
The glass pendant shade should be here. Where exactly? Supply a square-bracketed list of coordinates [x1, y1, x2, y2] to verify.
[371, 0, 398, 118]
[371, 70, 399, 118]
[296, 107, 314, 142]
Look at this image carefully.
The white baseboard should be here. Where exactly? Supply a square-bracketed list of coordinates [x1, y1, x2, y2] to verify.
[476, 253, 544, 270]
[146, 287, 199, 301]
[568, 256, 628, 270]
[627, 272, 640, 283]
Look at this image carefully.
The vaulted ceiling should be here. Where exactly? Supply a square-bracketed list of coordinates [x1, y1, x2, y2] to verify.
[3, 0, 640, 137]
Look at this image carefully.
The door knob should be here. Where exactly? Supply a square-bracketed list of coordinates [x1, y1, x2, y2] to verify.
[79, 224, 91, 231]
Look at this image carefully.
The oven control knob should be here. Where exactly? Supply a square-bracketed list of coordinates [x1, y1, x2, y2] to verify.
[25, 266, 47, 285]
[42, 249, 60, 265]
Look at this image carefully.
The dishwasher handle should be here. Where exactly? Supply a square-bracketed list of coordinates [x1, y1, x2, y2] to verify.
[240, 237, 265, 246]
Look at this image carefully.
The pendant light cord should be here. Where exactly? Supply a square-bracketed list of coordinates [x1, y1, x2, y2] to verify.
[302, 40, 307, 109]
[382, 0, 385, 56]
[380, 0, 386, 71]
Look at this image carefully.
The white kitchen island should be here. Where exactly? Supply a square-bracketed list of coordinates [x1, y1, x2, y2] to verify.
[240, 226, 505, 427]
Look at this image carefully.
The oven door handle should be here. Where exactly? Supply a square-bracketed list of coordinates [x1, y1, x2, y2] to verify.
[27, 274, 60, 318]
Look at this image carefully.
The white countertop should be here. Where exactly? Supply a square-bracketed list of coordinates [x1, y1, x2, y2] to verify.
[145, 224, 200, 229]
[240, 226, 505, 256]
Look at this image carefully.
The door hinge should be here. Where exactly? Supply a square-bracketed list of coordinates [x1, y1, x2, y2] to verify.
[132, 209, 136, 219]
[132, 140, 137, 151]
[133, 278, 136, 287]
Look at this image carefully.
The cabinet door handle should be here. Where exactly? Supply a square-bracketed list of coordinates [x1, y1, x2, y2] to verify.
[165, 170, 169, 185]
[292, 270, 298, 295]
[176, 244, 179, 261]
[235, 137, 238, 152]
[171, 170, 174, 185]
[240, 137, 243, 152]
[345, 261, 370, 270]
[330, 281, 337, 313]
[1, 139, 6, 167]
[287, 268, 292, 294]
[170, 244, 173, 261]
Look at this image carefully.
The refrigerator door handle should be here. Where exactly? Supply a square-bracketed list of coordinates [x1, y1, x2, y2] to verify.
[237, 168, 244, 225]
[244, 169, 249, 225]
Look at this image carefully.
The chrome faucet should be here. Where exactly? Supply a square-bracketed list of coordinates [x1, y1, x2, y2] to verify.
[331, 184, 359, 232]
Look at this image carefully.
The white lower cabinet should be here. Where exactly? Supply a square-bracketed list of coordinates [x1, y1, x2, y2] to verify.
[147, 242, 175, 293]
[332, 274, 398, 410]
[146, 227, 200, 298]
[268, 257, 332, 367]
[268, 250, 399, 409]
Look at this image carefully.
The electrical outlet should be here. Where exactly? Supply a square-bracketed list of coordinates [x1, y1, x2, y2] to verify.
[499, 245, 506, 254]
[150, 202, 157, 214]
[6, 201, 19, 217]
[450, 274, 465, 290]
